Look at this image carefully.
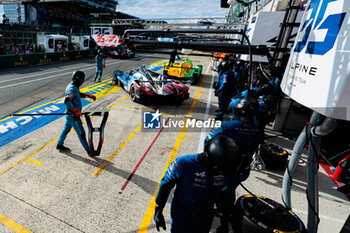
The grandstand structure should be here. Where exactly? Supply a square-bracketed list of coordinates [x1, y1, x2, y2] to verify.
[0, 0, 130, 55]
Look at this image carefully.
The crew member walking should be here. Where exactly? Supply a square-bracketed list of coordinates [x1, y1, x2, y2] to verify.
[57, 70, 96, 156]
[205, 96, 265, 232]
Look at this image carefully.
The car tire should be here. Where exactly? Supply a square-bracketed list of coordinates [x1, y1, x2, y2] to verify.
[192, 73, 198, 83]
[259, 141, 288, 170]
[176, 97, 185, 105]
[113, 75, 120, 86]
[232, 195, 306, 233]
[112, 76, 117, 85]
[129, 84, 138, 102]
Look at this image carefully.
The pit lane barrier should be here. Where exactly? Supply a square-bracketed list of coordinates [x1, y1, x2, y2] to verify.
[0, 49, 98, 69]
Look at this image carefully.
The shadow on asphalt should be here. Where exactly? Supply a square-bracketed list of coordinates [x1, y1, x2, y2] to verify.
[62, 151, 173, 203]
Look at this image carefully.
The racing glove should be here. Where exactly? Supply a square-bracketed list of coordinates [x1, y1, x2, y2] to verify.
[214, 88, 220, 96]
[86, 94, 96, 101]
[71, 107, 82, 120]
[154, 206, 166, 232]
[81, 93, 96, 101]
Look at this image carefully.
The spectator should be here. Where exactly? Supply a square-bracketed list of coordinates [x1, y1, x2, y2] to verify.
[11, 44, 18, 55]
[26, 42, 32, 54]
[2, 14, 9, 24]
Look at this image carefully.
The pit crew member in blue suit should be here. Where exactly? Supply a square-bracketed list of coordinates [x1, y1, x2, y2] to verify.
[206, 97, 265, 232]
[230, 76, 280, 127]
[216, 63, 237, 121]
[154, 136, 247, 233]
[57, 70, 96, 156]
[260, 76, 282, 113]
[94, 49, 104, 82]
[216, 55, 230, 79]
[207, 96, 264, 156]
[214, 55, 230, 96]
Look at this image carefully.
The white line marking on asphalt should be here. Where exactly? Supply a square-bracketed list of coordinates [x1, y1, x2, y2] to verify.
[197, 61, 215, 153]
[0, 60, 126, 85]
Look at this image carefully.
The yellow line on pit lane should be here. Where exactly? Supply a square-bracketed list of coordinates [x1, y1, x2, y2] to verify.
[26, 159, 43, 166]
[137, 67, 205, 233]
[92, 124, 142, 177]
[0, 213, 33, 233]
[106, 95, 130, 109]
[0, 137, 58, 176]
[114, 104, 153, 112]
[0, 95, 129, 176]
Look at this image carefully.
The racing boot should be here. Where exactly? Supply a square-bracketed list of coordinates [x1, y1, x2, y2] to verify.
[87, 150, 97, 157]
[216, 225, 229, 233]
[56, 144, 71, 151]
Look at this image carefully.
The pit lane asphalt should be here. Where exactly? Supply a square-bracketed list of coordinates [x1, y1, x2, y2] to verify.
[0, 53, 221, 233]
[0, 54, 348, 233]
[0, 53, 168, 117]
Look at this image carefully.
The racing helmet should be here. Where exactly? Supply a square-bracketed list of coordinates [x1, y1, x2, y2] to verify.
[97, 49, 102, 55]
[72, 70, 85, 87]
[234, 96, 259, 118]
[257, 83, 274, 96]
[202, 135, 242, 173]
[220, 60, 233, 73]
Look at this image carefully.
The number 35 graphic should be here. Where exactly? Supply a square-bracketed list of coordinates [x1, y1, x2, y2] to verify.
[294, 0, 346, 55]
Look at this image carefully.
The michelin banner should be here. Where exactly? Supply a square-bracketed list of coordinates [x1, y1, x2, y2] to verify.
[281, 0, 350, 120]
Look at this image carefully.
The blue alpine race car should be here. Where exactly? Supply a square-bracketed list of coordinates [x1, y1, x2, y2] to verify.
[113, 66, 190, 104]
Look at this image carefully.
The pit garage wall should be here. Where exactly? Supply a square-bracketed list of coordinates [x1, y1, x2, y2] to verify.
[0, 49, 97, 69]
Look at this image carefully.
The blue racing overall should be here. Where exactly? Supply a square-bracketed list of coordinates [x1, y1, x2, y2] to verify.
[156, 154, 248, 233]
[57, 83, 90, 152]
[217, 70, 237, 117]
[216, 60, 226, 85]
[230, 88, 269, 127]
[204, 120, 264, 231]
[205, 120, 264, 156]
[94, 54, 104, 81]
